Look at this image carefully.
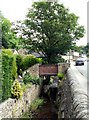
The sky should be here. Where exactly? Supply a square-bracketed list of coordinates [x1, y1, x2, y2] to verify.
[0, 0, 88, 46]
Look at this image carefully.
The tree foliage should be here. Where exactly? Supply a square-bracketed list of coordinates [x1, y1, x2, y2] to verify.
[1, 14, 19, 49]
[84, 43, 89, 56]
[1, 16, 11, 48]
[20, 2, 85, 63]
[71, 43, 85, 54]
[11, 21, 25, 50]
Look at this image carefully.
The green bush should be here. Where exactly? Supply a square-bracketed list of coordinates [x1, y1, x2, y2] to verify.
[23, 72, 32, 84]
[35, 58, 43, 63]
[2, 49, 17, 101]
[21, 55, 42, 71]
[2, 49, 13, 56]
[31, 76, 41, 85]
[16, 54, 43, 75]
[21, 55, 36, 71]
[15, 54, 23, 75]
[23, 72, 41, 85]
[11, 80, 23, 99]
[57, 73, 64, 80]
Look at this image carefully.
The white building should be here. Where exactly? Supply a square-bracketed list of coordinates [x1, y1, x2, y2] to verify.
[62, 51, 80, 62]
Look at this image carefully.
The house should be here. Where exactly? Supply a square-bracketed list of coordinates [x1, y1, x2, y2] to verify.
[62, 50, 80, 62]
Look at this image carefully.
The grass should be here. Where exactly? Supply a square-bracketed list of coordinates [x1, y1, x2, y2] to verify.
[22, 98, 45, 118]
[30, 98, 45, 111]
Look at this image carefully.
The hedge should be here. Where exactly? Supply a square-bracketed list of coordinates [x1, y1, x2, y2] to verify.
[0, 53, 2, 103]
[1, 49, 42, 101]
[16, 54, 42, 74]
[2, 49, 17, 101]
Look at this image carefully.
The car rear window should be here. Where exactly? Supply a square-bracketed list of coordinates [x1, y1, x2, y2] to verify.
[77, 60, 83, 62]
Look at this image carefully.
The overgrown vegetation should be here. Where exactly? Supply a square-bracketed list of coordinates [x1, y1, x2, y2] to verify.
[23, 72, 41, 85]
[1, 49, 42, 101]
[22, 98, 45, 118]
[21, 55, 42, 71]
[16, 54, 42, 75]
[57, 73, 65, 80]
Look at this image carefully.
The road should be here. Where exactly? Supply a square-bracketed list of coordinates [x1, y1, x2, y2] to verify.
[73, 61, 88, 94]
[71, 62, 89, 94]
[75, 61, 88, 79]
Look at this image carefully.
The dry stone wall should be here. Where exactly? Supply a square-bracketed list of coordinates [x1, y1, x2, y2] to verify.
[58, 68, 89, 119]
[25, 64, 40, 77]
[0, 85, 40, 119]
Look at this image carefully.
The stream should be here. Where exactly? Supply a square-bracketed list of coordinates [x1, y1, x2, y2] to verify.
[22, 77, 60, 119]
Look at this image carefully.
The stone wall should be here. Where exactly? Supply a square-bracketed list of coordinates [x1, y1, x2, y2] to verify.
[58, 63, 70, 74]
[58, 68, 89, 119]
[25, 63, 70, 77]
[26, 64, 40, 77]
[0, 85, 40, 119]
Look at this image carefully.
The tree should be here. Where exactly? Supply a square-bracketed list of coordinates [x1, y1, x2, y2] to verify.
[84, 43, 89, 56]
[21, 2, 85, 63]
[71, 44, 85, 54]
[1, 14, 19, 49]
[1, 16, 11, 48]
[11, 21, 26, 50]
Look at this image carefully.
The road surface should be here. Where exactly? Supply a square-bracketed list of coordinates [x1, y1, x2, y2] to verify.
[75, 61, 89, 95]
[75, 61, 88, 79]
[70, 61, 88, 94]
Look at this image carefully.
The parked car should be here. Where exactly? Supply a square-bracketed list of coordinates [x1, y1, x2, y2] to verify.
[75, 59, 84, 66]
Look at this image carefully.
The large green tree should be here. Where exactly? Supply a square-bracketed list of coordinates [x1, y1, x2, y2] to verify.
[21, 2, 85, 63]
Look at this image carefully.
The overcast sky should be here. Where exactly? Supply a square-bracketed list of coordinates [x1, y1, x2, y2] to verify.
[0, 0, 88, 46]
